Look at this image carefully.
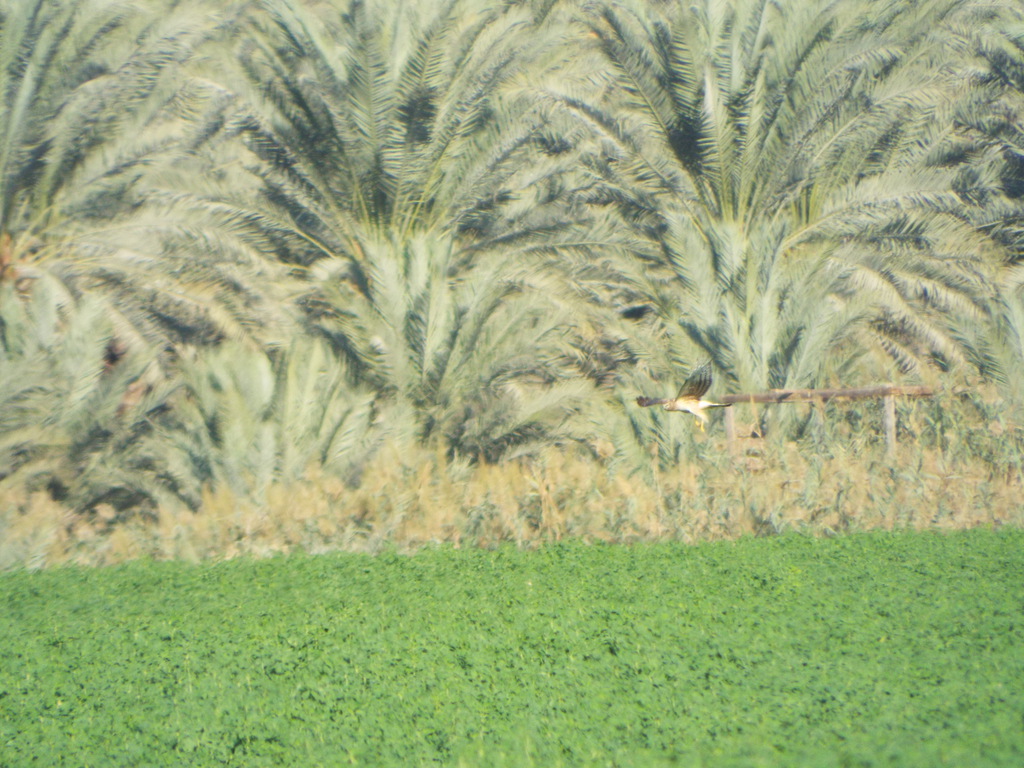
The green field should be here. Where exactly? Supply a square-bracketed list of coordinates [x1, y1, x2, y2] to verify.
[2, 530, 1022, 767]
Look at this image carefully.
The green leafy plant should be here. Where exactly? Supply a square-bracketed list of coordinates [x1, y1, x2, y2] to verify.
[2, 532, 1022, 765]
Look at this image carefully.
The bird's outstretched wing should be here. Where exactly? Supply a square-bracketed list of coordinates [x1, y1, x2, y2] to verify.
[676, 361, 712, 400]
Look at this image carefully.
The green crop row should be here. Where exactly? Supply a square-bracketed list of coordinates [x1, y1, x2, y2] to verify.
[2, 530, 1022, 766]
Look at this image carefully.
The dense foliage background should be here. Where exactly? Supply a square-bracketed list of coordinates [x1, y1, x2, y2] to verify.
[2, 0, 1024, 566]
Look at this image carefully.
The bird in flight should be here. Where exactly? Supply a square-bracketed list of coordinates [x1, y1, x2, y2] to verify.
[636, 361, 731, 431]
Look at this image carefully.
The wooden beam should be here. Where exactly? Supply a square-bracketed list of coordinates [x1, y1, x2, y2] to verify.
[718, 385, 933, 405]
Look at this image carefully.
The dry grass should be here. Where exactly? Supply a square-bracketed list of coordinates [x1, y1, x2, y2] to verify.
[3, 422, 1022, 570]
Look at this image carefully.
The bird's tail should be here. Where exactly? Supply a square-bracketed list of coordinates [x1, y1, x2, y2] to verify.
[636, 396, 669, 407]
[704, 402, 732, 409]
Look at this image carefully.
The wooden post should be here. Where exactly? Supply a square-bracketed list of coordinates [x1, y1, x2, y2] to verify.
[883, 393, 896, 457]
[723, 406, 736, 456]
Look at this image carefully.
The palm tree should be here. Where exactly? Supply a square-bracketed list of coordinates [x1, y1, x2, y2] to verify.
[552, 0, 1004, 401]
[226, 0, 586, 269]
[0, 283, 377, 517]
[961, 267, 1024, 407]
[0, 0, 296, 347]
[159, 337, 377, 510]
[934, 3, 1024, 405]
[309, 232, 592, 460]
[0, 278, 175, 514]
[194, 0, 599, 458]
[951, 1, 1024, 205]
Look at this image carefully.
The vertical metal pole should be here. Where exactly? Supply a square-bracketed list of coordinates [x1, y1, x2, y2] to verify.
[883, 393, 896, 457]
